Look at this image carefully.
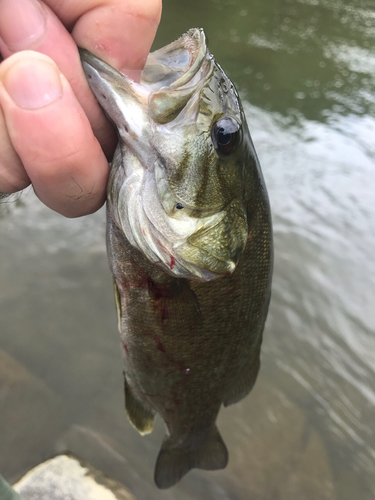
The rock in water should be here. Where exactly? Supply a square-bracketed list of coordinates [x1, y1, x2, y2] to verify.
[13, 454, 135, 500]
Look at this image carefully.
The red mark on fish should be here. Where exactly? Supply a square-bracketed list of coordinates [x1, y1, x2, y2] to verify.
[155, 238, 176, 270]
[144, 330, 166, 353]
[143, 330, 191, 378]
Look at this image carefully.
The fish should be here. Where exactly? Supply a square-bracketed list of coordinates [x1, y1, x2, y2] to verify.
[80, 28, 273, 489]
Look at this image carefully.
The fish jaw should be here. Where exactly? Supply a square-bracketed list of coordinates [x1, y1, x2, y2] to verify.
[79, 48, 153, 165]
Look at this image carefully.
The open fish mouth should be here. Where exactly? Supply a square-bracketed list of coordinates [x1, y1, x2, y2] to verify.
[79, 28, 213, 124]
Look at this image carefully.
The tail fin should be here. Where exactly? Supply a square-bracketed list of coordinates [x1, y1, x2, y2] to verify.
[154, 425, 228, 489]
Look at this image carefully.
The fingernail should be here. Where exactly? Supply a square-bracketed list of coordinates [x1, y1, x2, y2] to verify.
[0, 0, 46, 51]
[3, 59, 63, 109]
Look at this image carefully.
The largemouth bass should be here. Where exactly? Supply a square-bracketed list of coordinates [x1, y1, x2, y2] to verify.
[80, 28, 273, 489]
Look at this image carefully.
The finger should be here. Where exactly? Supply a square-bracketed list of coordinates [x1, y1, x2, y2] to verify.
[46, 0, 162, 77]
[0, 51, 109, 217]
[0, 0, 116, 157]
[0, 105, 30, 194]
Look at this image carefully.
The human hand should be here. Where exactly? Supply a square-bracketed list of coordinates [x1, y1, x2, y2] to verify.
[0, 0, 161, 217]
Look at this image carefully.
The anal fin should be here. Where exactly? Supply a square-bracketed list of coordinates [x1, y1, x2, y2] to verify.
[223, 356, 260, 407]
[124, 372, 154, 435]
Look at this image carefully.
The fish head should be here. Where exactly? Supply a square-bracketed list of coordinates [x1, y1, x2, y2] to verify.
[81, 29, 252, 282]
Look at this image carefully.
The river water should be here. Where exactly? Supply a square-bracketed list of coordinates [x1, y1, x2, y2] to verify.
[1, 0, 375, 499]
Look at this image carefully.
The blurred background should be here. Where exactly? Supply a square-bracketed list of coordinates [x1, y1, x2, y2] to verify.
[1, 0, 375, 498]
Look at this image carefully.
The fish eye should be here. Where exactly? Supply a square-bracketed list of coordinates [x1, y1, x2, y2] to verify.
[175, 203, 184, 210]
[212, 117, 241, 156]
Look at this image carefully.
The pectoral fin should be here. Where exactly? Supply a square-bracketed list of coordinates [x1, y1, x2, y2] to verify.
[124, 373, 154, 435]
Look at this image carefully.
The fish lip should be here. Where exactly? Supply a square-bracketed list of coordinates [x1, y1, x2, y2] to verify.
[155, 28, 208, 90]
[79, 48, 148, 99]
[79, 48, 125, 81]
[79, 48, 108, 74]
[141, 28, 208, 88]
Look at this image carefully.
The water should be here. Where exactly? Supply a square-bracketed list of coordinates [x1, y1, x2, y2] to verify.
[1, 0, 375, 498]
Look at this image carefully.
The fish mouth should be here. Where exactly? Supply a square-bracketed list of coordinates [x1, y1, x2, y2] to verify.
[79, 27, 208, 89]
[79, 28, 213, 126]
[141, 28, 208, 92]
[141, 28, 213, 124]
